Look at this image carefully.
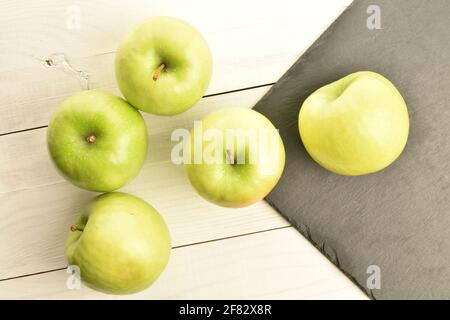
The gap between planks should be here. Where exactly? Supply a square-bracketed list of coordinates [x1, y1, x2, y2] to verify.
[0, 83, 274, 137]
[0, 225, 292, 283]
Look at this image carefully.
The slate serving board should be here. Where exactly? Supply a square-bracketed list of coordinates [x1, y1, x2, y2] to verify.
[253, 0, 450, 299]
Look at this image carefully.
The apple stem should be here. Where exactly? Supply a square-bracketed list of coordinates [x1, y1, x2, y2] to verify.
[152, 63, 166, 81]
[86, 135, 96, 143]
[225, 149, 234, 165]
[70, 225, 84, 232]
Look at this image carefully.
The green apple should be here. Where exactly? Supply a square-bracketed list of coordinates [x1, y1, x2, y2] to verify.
[66, 192, 171, 295]
[115, 16, 213, 115]
[47, 90, 148, 192]
[299, 71, 409, 176]
[184, 108, 285, 208]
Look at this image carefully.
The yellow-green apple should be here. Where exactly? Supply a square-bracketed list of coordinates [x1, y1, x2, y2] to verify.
[66, 192, 171, 295]
[183, 108, 285, 208]
[47, 90, 148, 192]
[115, 16, 213, 115]
[299, 71, 409, 176]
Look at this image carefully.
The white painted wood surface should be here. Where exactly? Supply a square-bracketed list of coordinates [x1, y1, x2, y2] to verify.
[0, 0, 352, 134]
[0, 0, 366, 299]
[0, 228, 366, 300]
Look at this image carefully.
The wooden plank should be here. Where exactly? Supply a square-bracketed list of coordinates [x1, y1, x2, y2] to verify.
[0, 0, 351, 134]
[0, 86, 293, 280]
[0, 227, 367, 299]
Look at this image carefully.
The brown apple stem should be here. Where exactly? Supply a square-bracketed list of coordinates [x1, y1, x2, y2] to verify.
[225, 149, 234, 165]
[152, 63, 166, 81]
[86, 135, 96, 143]
[70, 225, 84, 232]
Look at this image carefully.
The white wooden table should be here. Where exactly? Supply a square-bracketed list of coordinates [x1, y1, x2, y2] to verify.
[0, 0, 367, 299]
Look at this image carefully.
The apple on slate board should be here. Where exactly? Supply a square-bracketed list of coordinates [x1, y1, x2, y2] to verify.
[299, 71, 409, 176]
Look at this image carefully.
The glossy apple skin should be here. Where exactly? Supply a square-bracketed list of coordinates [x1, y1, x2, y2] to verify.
[66, 192, 171, 295]
[47, 90, 148, 192]
[185, 108, 285, 208]
[299, 71, 409, 176]
[115, 17, 213, 115]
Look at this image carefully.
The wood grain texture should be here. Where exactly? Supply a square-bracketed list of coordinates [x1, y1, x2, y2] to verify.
[0, 87, 292, 280]
[0, 228, 367, 299]
[0, 0, 351, 134]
